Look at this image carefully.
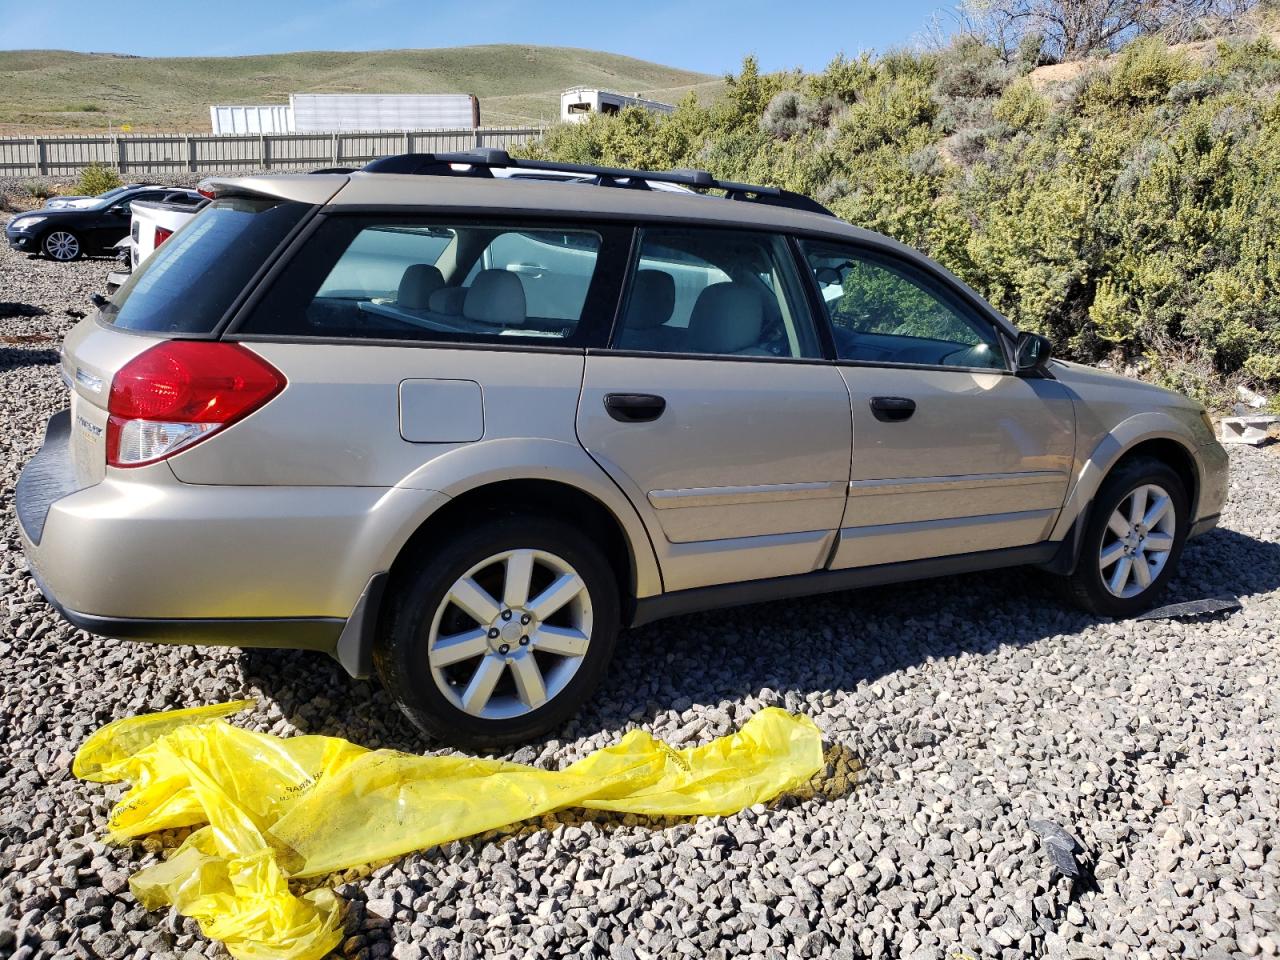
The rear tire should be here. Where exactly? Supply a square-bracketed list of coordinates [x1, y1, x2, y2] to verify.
[42, 230, 82, 261]
[375, 514, 620, 748]
[1060, 456, 1188, 618]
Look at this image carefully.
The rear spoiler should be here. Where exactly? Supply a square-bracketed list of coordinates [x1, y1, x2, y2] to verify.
[131, 198, 211, 213]
[197, 173, 348, 206]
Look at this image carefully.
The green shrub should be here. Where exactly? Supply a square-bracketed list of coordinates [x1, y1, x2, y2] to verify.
[934, 35, 1015, 101]
[807, 53, 875, 104]
[994, 80, 1050, 127]
[1084, 37, 1197, 107]
[760, 91, 812, 139]
[76, 163, 122, 197]
[23, 181, 53, 201]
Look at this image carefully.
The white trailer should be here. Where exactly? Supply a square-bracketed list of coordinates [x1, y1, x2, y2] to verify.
[209, 104, 294, 135]
[560, 88, 675, 123]
[289, 94, 480, 132]
[210, 94, 480, 134]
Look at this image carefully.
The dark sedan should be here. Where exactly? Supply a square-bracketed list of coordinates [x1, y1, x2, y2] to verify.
[6, 186, 202, 261]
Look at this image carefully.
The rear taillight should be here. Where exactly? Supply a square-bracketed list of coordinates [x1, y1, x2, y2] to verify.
[106, 341, 285, 467]
[154, 225, 173, 247]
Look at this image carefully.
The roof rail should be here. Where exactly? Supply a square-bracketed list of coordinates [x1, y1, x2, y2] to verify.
[361, 148, 835, 217]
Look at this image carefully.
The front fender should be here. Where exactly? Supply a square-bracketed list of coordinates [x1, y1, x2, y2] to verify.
[394, 436, 663, 598]
[1050, 410, 1205, 541]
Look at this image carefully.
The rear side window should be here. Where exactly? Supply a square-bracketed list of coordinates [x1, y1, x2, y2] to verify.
[316, 226, 455, 299]
[238, 216, 623, 346]
[463, 230, 602, 322]
[612, 228, 821, 359]
[101, 197, 308, 334]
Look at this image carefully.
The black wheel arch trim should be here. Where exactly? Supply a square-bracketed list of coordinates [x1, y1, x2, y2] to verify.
[333, 572, 388, 679]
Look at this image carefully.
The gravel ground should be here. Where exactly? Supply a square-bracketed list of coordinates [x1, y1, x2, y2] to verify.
[2, 232, 1279, 960]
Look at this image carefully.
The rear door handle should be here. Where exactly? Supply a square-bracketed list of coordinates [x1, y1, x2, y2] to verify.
[869, 396, 916, 422]
[604, 393, 667, 423]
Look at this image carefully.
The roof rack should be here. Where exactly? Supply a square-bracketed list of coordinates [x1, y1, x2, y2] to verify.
[361, 148, 834, 217]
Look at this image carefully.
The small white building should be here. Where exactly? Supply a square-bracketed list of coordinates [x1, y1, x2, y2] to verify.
[559, 88, 675, 124]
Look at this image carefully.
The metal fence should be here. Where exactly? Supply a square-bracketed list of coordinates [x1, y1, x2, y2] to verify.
[0, 127, 546, 176]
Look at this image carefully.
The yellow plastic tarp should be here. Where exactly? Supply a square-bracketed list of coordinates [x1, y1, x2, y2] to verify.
[74, 701, 823, 960]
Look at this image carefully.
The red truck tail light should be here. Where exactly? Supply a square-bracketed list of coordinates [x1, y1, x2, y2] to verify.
[106, 341, 285, 467]
[154, 225, 174, 247]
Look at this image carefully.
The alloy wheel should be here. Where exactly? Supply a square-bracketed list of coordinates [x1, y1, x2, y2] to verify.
[426, 548, 593, 720]
[1098, 483, 1177, 599]
[44, 232, 80, 261]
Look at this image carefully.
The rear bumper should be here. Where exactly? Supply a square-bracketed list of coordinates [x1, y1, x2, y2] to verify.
[15, 410, 84, 546]
[25, 561, 341, 650]
[16, 410, 445, 672]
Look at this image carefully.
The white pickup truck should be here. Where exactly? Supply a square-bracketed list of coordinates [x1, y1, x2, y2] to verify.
[107, 189, 207, 292]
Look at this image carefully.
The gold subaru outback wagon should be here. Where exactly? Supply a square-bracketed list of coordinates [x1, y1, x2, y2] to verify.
[16, 150, 1229, 746]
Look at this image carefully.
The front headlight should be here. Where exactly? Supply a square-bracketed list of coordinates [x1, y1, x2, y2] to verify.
[11, 215, 47, 230]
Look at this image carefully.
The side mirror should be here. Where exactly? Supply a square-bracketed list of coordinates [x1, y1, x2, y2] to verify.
[1014, 331, 1052, 376]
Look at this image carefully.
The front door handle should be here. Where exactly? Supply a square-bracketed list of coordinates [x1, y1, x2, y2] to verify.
[604, 393, 666, 423]
[869, 396, 916, 422]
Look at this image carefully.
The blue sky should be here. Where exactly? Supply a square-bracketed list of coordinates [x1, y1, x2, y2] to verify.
[0, 0, 960, 72]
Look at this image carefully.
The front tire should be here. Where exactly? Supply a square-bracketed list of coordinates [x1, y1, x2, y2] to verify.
[42, 230, 82, 261]
[1061, 456, 1188, 617]
[375, 515, 620, 748]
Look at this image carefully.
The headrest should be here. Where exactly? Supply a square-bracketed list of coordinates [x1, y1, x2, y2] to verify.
[463, 269, 526, 326]
[624, 270, 676, 329]
[688, 283, 764, 354]
[397, 264, 445, 310]
[428, 286, 467, 315]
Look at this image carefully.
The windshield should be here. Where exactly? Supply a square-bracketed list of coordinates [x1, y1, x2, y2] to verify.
[101, 197, 309, 334]
[70, 186, 133, 208]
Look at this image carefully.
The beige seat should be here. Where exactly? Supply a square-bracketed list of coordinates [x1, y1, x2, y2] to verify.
[686, 282, 769, 356]
[463, 269, 526, 326]
[616, 270, 682, 351]
[396, 264, 445, 311]
[427, 287, 467, 316]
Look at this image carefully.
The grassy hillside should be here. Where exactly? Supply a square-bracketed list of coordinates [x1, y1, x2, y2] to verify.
[0, 45, 721, 132]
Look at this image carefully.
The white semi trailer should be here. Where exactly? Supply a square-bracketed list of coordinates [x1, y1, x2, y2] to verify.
[290, 93, 480, 132]
[210, 94, 480, 134]
[209, 104, 294, 135]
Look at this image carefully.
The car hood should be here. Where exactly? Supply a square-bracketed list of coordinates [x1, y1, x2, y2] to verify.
[12, 206, 97, 222]
[1050, 359, 1196, 409]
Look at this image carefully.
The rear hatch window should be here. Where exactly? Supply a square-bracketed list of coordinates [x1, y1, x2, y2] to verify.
[100, 197, 309, 334]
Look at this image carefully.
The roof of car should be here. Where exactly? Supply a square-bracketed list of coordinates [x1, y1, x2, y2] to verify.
[206, 170, 869, 239]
